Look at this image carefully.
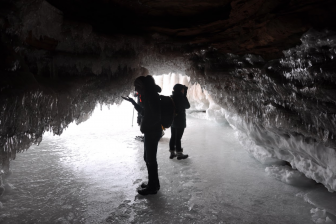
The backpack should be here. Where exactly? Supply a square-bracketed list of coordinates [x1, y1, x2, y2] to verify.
[160, 95, 176, 128]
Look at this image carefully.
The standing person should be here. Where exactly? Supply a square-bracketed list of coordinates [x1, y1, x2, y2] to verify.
[122, 75, 162, 195]
[169, 84, 190, 160]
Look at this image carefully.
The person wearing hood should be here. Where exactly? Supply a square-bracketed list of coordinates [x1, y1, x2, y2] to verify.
[122, 75, 162, 195]
[169, 83, 190, 160]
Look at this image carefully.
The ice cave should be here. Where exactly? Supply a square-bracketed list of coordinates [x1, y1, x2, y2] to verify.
[1, 0, 336, 223]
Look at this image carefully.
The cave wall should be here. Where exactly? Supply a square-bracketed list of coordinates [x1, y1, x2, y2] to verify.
[186, 30, 336, 191]
[1, 0, 336, 190]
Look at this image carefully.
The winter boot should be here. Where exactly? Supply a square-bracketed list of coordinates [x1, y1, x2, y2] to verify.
[140, 181, 160, 190]
[176, 150, 188, 160]
[137, 185, 158, 195]
[140, 181, 148, 189]
[169, 150, 176, 159]
[137, 163, 160, 195]
[139, 163, 160, 190]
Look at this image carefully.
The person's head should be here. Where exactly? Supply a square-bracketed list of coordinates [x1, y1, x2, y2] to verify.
[134, 75, 161, 94]
[134, 76, 146, 94]
[144, 75, 155, 87]
[173, 84, 185, 94]
[144, 75, 162, 93]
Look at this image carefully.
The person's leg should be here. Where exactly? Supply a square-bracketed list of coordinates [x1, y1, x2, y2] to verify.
[175, 128, 185, 152]
[175, 128, 188, 160]
[140, 134, 149, 187]
[143, 134, 147, 163]
[138, 131, 161, 195]
[169, 127, 177, 159]
[169, 127, 176, 151]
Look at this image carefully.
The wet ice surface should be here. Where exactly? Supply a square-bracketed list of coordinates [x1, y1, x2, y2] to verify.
[0, 102, 323, 224]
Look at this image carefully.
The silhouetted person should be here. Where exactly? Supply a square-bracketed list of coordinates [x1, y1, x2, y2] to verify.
[169, 84, 190, 160]
[122, 75, 162, 195]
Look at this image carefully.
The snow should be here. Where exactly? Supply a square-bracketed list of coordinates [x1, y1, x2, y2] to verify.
[0, 103, 317, 223]
[303, 185, 336, 218]
[225, 109, 336, 192]
[310, 208, 335, 224]
[265, 165, 316, 187]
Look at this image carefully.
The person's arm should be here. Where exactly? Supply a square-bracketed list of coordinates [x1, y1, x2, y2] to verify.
[121, 96, 143, 114]
[184, 97, 190, 109]
[183, 86, 190, 109]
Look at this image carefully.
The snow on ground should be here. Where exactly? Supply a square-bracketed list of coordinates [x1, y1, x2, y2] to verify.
[0, 102, 331, 224]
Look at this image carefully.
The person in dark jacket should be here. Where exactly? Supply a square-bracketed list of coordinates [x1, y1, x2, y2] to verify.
[169, 83, 190, 160]
[122, 75, 162, 195]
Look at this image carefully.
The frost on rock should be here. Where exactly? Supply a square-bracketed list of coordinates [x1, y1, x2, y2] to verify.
[188, 29, 336, 192]
[265, 165, 316, 187]
[310, 208, 335, 224]
[0, 72, 137, 174]
[303, 185, 336, 218]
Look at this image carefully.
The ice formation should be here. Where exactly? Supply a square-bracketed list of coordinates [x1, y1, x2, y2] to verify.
[185, 30, 336, 192]
[310, 208, 334, 224]
[0, 74, 136, 174]
[265, 165, 316, 187]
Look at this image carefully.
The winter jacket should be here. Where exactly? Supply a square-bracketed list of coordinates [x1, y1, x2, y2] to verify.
[171, 91, 190, 128]
[133, 87, 162, 133]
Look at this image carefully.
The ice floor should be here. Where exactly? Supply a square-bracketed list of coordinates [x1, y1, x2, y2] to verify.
[0, 102, 330, 224]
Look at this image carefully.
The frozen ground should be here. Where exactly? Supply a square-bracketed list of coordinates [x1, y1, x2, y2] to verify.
[0, 102, 334, 224]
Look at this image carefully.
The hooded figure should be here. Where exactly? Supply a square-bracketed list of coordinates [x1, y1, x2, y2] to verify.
[133, 76, 162, 133]
[122, 75, 162, 195]
[169, 83, 190, 160]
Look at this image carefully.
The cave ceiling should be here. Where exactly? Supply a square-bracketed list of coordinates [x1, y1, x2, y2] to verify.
[1, 0, 335, 92]
[44, 0, 336, 57]
[6, 0, 336, 58]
